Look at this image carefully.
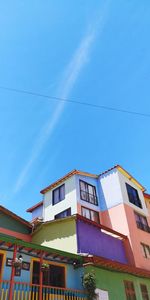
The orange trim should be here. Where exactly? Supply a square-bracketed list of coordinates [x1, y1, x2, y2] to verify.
[27, 201, 43, 212]
[0, 227, 31, 242]
[40, 169, 98, 194]
[0, 205, 32, 228]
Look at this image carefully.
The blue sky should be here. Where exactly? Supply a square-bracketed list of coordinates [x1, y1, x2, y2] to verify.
[0, 1, 150, 219]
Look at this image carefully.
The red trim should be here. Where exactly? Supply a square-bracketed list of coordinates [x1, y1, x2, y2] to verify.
[84, 255, 150, 278]
[39, 252, 43, 300]
[0, 206, 32, 228]
[144, 193, 150, 199]
[8, 244, 17, 300]
[76, 214, 127, 239]
[26, 201, 43, 212]
[0, 227, 31, 242]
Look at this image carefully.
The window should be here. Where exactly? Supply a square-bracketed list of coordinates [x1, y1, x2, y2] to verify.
[141, 243, 150, 259]
[134, 212, 150, 233]
[126, 183, 142, 208]
[80, 180, 98, 205]
[140, 284, 150, 300]
[124, 281, 137, 300]
[32, 261, 65, 288]
[55, 208, 71, 220]
[52, 184, 65, 205]
[82, 206, 99, 223]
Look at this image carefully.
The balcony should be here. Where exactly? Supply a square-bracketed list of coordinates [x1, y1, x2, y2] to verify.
[0, 280, 87, 300]
[80, 190, 98, 205]
[136, 221, 150, 233]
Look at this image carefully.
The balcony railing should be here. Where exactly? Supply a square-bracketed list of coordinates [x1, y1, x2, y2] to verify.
[80, 190, 98, 205]
[0, 280, 87, 300]
[136, 221, 150, 233]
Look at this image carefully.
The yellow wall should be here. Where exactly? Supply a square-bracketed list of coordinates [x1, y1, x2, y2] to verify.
[32, 218, 77, 253]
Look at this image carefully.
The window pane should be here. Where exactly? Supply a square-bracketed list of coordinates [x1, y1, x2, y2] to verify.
[80, 180, 98, 205]
[60, 184, 65, 201]
[126, 183, 142, 208]
[88, 185, 93, 195]
[80, 181, 86, 191]
[53, 189, 59, 204]
[90, 210, 99, 223]
[52, 184, 65, 205]
[140, 284, 150, 300]
[124, 281, 136, 300]
[50, 265, 65, 287]
[82, 207, 90, 219]
[55, 208, 71, 220]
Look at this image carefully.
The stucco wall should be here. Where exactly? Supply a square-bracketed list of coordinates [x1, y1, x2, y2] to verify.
[85, 265, 150, 300]
[0, 249, 83, 290]
[32, 205, 43, 220]
[0, 212, 31, 234]
[76, 219, 127, 263]
[98, 169, 123, 211]
[43, 176, 77, 221]
[32, 218, 77, 254]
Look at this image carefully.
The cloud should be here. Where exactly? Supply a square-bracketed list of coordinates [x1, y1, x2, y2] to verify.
[13, 3, 110, 193]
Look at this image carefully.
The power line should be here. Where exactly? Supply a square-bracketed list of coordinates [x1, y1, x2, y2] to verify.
[0, 85, 150, 118]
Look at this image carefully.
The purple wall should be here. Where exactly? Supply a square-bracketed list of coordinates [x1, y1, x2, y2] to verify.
[76, 219, 127, 264]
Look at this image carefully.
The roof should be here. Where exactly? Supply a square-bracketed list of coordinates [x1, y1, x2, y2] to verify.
[0, 233, 83, 264]
[40, 165, 145, 195]
[40, 169, 98, 194]
[26, 165, 145, 212]
[144, 193, 150, 199]
[99, 165, 145, 191]
[0, 205, 32, 228]
[26, 201, 43, 213]
[84, 255, 150, 279]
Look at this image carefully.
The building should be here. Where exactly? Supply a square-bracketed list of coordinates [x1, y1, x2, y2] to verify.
[0, 206, 87, 300]
[27, 165, 150, 270]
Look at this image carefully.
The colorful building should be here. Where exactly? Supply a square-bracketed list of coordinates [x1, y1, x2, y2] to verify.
[0, 206, 87, 300]
[2, 164, 150, 299]
[28, 165, 150, 271]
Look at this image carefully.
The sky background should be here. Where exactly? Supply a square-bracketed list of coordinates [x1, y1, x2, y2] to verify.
[0, 1, 150, 220]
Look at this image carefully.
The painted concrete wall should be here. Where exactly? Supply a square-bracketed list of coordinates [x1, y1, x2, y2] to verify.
[0, 211, 31, 234]
[98, 169, 123, 211]
[0, 248, 83, 290]
[43, 176, 77, 221]
[76, 219, 127, 264]
[32, 218, 78, 254]
[101, 203, 150, 270]
[118, 171, 148, 215]
[32, 205, 43, 220]
[85, 265, 150, 300]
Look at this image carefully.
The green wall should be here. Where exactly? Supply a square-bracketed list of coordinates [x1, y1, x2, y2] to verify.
[0, 212, 31, 234]
[32, 218, 77, 253]
[85, 265, 150, 300]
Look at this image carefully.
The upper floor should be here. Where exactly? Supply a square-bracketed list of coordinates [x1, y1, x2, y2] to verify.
[27, 165, 149, 226]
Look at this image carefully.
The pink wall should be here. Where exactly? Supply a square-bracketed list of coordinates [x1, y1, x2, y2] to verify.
[101, 203, 150, 270]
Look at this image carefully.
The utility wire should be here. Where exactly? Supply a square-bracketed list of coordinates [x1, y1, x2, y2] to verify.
[0, 85, 150, 118]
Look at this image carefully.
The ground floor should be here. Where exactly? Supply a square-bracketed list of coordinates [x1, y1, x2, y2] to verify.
[0, 234, 86, 300]
[85, 264, 150, 300]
